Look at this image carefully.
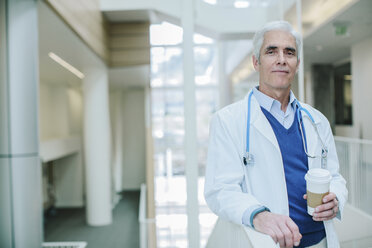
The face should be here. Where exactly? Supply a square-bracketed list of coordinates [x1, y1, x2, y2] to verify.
[253, 30, 300, 95]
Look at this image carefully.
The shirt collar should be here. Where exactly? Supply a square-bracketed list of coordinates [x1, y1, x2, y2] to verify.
[252, 86, 296, 113]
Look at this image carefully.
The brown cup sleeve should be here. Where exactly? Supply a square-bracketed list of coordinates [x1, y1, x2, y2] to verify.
[307, 191, 329, 208]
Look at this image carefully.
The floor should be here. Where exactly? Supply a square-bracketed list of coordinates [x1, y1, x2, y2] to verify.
[44, 191, 140, 248]
[341, 236, 372, 248]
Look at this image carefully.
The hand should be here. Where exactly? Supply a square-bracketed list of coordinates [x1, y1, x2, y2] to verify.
[303, 192, 338, 221]
[253, 211, 302, 248]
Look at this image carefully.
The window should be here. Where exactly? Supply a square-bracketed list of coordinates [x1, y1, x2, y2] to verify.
[150, 21, 218, 248]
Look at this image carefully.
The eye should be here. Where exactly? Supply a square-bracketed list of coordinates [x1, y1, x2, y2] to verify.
[286, 50, 296, 56]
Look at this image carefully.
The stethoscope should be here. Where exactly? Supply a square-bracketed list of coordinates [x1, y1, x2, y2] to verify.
[243, 91, 328, 169]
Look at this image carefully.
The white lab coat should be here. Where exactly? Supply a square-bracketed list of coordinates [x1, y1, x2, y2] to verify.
[204, 90, 348, 248]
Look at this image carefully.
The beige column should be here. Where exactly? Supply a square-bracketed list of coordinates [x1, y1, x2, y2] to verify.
[145, 85, 157, 247]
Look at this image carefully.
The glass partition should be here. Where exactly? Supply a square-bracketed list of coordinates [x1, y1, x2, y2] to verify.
[150, 21, 218, 248]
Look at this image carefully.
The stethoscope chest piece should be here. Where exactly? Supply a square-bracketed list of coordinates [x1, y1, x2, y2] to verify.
[243, 152, 255, 166]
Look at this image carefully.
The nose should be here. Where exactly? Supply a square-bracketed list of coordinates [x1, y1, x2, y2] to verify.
[276, 51, 286, 64]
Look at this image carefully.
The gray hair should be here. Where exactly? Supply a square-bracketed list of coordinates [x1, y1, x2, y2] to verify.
[252, 20, 302, 62]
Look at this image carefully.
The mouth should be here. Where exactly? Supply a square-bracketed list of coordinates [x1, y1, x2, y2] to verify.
[272, 70, 289, 74]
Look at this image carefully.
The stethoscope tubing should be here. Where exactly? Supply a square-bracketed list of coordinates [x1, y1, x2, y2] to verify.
[244, 91, 327, 168]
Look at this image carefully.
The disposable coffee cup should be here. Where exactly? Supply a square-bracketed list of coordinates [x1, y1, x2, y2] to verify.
[304, 168, 332, 216]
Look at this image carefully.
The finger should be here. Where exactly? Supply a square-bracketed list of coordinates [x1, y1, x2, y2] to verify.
[313, 214, 337, 221]
[272, 225, 285, 248]
[313, 208, 338, 221]
[334, 198, 339, 208]
[286, 219, 302, 246]
[333, 206, 339, 215]
[279, 222, 294, 248]
[313, 217, 327, 221]
[322, 192, 336, 203]
[313, 208, 334, 218]
[316, 198, 339, 213]
[303, 194, 307, 200]
[267, 229, 278, 244]
[315, 201, 336, 213]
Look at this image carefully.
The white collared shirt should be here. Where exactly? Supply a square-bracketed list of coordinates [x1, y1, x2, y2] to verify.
[252, 86, 296, 129]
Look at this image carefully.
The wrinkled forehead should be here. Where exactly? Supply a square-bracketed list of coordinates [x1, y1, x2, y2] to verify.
[261, 30, 297, 51]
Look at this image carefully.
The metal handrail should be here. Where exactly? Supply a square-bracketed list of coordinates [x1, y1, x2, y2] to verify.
[334, 136, 372, 145]
[334, 137, 372, 215]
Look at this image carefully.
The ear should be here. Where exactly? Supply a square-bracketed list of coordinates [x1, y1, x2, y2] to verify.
[296, 59, 301, 73]
[252, 55, 259, 71]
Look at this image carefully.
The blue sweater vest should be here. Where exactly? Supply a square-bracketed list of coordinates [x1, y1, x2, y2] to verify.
[261, 107, 325, 247]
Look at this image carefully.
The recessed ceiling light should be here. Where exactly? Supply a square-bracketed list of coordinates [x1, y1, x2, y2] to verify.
[203, 0, 217, 5]
[48, 52, 85, 79]
[234, 1, 250, 8]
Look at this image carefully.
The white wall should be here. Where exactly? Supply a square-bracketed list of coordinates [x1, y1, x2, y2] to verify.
[351, 36, 372, 139]
[39, 83, 83, 141]
[122, 88, 146, 190]
[53, 152, 84, 207]
[39, 0, 115, 214]
[39, 83, 84, 207]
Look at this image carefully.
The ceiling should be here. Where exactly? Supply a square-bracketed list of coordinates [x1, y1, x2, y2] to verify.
[38, 1, 84, 88]
[232, 0, 372, 84]
[101, 0, 298, 41]
[103, 9, 155, 23]
[102, 0, 277, 22]
[303, 0, 372, 64]
[39, 0, 372, 89]
[39, 1, 148, 89]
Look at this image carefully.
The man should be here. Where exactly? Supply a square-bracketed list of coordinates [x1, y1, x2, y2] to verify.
[204, 21, 347, 248]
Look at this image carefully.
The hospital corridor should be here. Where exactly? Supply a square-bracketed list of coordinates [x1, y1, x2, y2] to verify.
[1, 0, 372, 247]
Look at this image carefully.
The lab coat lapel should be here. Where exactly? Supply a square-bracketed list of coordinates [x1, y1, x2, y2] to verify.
[250, 96, 281, 153]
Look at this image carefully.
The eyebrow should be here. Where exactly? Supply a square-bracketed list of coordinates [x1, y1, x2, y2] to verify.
[264, 46, 297, 53]
[285, 47, 296, 53]
[265, 46, 277, 52]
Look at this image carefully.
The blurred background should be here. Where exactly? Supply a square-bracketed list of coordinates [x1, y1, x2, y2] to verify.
[1, 0, 372, 247]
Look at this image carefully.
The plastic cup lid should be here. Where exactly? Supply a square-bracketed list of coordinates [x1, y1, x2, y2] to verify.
[305, 168, 332, 184]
